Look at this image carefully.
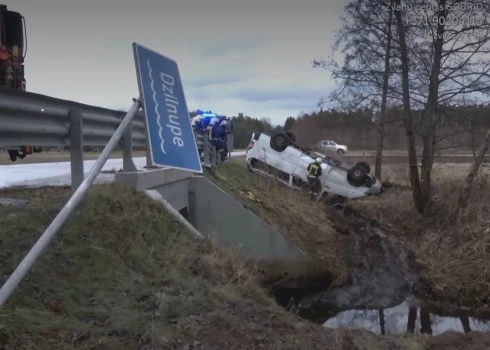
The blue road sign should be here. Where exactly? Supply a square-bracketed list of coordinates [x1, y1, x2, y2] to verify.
[133, 43, 202, 173]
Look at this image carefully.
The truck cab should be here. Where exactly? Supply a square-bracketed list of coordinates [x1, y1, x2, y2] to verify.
[0, 4, 41, 161]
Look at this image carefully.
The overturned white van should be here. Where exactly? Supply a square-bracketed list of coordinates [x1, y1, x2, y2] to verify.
[245, 131, 382, 200]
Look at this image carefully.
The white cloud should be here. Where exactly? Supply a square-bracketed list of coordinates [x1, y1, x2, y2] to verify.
[9, 0, 344, 125]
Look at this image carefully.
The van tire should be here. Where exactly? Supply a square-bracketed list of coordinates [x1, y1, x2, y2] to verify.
[270, 132, 290, 152]
[337, 149, 345, 155]
[347, 165, 368, 186]
[285, 131, 296, 143]
[355, 161, 371, 174]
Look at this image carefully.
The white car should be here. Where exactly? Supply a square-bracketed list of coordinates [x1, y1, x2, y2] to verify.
[245, 131, 381, 200]
[318, 140, 348, 155]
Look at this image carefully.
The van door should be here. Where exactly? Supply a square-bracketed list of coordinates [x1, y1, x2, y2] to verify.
[319, 163, 333, 189]
[280, 143, 311, 179]
[291, 154, 311, 183]
[258, 135, 293, 173]
[255, 134, 284, 172]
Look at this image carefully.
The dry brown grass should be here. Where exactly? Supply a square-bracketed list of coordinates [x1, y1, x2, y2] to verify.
[0, 183, 337, 349]
[350, 163, 490, 309]
[0, 182, 442, 350]
[206, 163, 351, 287]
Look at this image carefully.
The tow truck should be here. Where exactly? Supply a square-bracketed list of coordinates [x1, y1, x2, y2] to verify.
[0, 4, 42, 161]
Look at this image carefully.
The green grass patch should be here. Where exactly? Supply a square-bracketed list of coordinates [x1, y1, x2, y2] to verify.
[0, 180, 476, 349]
[0, 184, 273, 348]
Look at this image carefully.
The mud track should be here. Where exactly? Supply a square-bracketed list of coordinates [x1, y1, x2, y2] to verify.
[269, 205, 423, 324]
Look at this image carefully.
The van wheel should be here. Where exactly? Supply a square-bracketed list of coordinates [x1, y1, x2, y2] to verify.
[355, 161, 371, 174]
[285, 131, 296, 143]
[347, 165, 368, 187]
[8, 150, 18, 162]
[337, 149, 345, 155]
[270, 132, 290, 152]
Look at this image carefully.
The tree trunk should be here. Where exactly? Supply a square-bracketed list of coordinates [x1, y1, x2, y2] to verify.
[393, 0, 422, 207]
[362, 127, 367, 149]
[419, 308, 433, 335]
[407, 307, 417, 334]
[459, 313, 472, 333]
[378, 309, 386, 335]
[375, 8, 393, 180]
[418, 0, 447, 213]
[458, 127, 490, 207]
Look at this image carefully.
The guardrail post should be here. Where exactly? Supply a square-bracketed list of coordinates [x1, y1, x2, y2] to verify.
[69, 108, 84, 193]
[227, 133, 234, 154]
[122, 121, 137, 171]
[211, 146, 217, 168]
[193, 129, 204, 165]
[139, 102, 153, 169]
[227, 120, 234, 153]
[203, 135, 211, 168]
[217, 148, 222, 166]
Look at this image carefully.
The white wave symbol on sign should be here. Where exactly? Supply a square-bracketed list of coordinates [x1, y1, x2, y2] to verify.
[147, 58, 166, 154]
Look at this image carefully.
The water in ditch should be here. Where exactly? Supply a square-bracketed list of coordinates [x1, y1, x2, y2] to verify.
[323, 297, 490, 335]
[272, 215, 490, 335]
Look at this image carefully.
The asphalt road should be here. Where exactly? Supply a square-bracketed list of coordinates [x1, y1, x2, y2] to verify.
[338, 154, 484, 164]
[1, 149, 485, 167]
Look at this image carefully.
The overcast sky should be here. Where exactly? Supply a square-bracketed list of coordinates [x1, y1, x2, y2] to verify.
[6, 0, 343, 125]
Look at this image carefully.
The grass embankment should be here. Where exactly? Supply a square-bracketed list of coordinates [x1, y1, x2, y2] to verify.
[350, 163, 490, 311]
[0, 183, 423, 349]
[204, 163, 352, 288]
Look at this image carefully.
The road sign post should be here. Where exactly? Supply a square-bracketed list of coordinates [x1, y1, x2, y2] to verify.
[133, 43, 202, 173]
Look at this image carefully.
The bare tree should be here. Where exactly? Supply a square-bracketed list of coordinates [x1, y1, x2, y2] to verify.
[314, 0, 398, 179]
[376, 8, 394, 179]
[458, 127, 490, 207]
[393, 0, 423, 209]
[392, 0, 490, 212]
[314, 0, 490, 210]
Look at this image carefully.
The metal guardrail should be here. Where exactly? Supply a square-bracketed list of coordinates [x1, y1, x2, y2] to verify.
[0, 98, 143, 308]
[0, 87, 233, 177]
[194, 129, 214, 168]
[0, 86, 147, 147]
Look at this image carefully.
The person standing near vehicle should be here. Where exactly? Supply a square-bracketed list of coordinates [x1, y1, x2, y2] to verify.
[217, 120, 228, 158]
[191, 115, 203, 129]
[191, 115, 204, 158]
[305, 157, 323, 194]
[207, 117, 219, 144]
